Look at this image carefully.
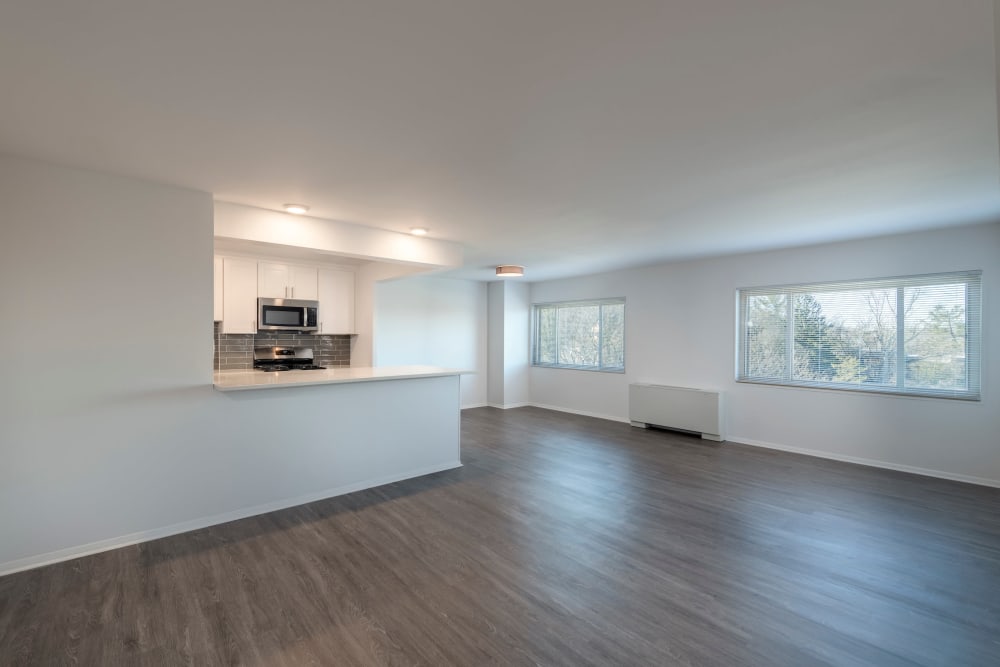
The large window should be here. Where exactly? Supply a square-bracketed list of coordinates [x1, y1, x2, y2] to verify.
[532, 298, 625, 372]
[737, 272, 981, 400]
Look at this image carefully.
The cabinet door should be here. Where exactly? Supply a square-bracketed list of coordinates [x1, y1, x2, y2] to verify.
[258, 262, 290, 298]
[317, 268, 356, 333]
[222, 257, 258, 334]
[289, 265, 318, 300]
[213, 256, 224, 321]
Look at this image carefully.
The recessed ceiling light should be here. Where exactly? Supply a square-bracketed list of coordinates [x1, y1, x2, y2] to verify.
[496, 265, 525, 278]
[410, 227, 429, 236]
[283, 203, 310, 215]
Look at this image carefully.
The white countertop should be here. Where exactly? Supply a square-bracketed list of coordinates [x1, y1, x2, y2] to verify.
[213, 365, 466, 392]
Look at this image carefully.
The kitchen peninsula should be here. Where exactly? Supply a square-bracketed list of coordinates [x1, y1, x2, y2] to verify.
[208, 365, 464, 528]
[209, 247, 466, 513]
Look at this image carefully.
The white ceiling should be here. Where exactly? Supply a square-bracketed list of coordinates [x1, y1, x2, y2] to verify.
[2, 1, 998, 281]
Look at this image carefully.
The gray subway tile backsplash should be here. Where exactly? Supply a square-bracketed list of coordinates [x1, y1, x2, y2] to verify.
[213, 322, 352, 370]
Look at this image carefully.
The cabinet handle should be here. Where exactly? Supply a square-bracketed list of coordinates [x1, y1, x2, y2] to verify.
[291, 286, 295, 298]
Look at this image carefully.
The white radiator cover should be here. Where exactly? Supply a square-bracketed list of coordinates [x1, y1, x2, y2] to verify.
[629, 383, 725, 441]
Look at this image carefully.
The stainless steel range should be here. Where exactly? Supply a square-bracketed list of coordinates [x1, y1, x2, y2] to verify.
[253, 347, 327, 372]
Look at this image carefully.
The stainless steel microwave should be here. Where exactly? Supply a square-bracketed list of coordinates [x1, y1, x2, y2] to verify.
[257, 298, 319, 332]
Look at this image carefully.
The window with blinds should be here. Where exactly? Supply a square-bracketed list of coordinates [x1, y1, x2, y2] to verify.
[737, 271, 981, 400]
[532, 298, 625, 372]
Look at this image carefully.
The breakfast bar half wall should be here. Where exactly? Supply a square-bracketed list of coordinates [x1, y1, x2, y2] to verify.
[0, 368, 464, 575]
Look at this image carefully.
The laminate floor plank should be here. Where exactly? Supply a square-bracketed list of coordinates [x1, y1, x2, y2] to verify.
[1, 406, 998, 666]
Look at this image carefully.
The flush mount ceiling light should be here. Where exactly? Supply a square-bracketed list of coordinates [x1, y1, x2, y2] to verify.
[410, 227, 429, 236]
[496, 265, 525, 278]
[283, 203, 310, 215]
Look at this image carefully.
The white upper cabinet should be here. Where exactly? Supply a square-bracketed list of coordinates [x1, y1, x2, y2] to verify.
[213, 256, 224, 321]
[289, 265, 318, 300]
[216, 254, 353, 335]
[258, 262, 318, 300]
[317, 268, 356, 334]
[257, 262, 288, 299]
[221, 257, 258, 334]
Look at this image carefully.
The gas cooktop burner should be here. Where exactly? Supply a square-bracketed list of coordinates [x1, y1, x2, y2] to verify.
[253, 363, 327, 372]
[252, 346, 325, 372]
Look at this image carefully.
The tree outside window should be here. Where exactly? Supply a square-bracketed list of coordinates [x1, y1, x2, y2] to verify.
[532, 299, 625, 372]
[739, 273, 980, 400]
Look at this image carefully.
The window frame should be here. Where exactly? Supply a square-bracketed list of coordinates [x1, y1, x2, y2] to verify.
[736, 271, 982, 401]
[531, 297, 626, 373]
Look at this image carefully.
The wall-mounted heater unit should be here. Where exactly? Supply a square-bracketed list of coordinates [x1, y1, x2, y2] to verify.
[629, 383, 725, 442]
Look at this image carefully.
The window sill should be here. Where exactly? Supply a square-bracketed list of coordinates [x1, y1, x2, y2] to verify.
[532, 364, 625, 374]
[736, 377, 980, 402]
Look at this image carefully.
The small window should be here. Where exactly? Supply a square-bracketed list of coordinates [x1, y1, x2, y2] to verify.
[737, 271, 981, 400]
[532, 298, 625, 372]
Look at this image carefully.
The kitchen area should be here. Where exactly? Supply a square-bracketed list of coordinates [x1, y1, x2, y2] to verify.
[212, 199, 467, 375]
[212, 245, 359, 374]
[208, 201, 467, 494]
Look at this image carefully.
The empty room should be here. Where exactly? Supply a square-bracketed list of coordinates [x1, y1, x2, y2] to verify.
[1, 1, 998, 665]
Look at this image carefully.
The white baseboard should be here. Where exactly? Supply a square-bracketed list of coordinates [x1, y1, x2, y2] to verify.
[0, 460, 463, 578]
[727, 436, 1000, 488]
[461, 403, 488, 410]
[486, 402, 531, 409]
[528, 402, 631, 424]
[515, 404, 1000, 488]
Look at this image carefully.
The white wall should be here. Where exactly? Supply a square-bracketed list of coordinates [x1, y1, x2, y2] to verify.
[0, 155, 205, 568]
[354, 261, 426, 367]
[487, 282, 506, 406]
[530, 223, 1000, 486]
[374, 276, 488, 408]
[0, 156, 461, 574]
[503, 281, 531, 406]
[486, 280, 531, 407]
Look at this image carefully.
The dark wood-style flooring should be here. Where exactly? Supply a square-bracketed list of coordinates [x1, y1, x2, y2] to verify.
[1, 406, 999, 666]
